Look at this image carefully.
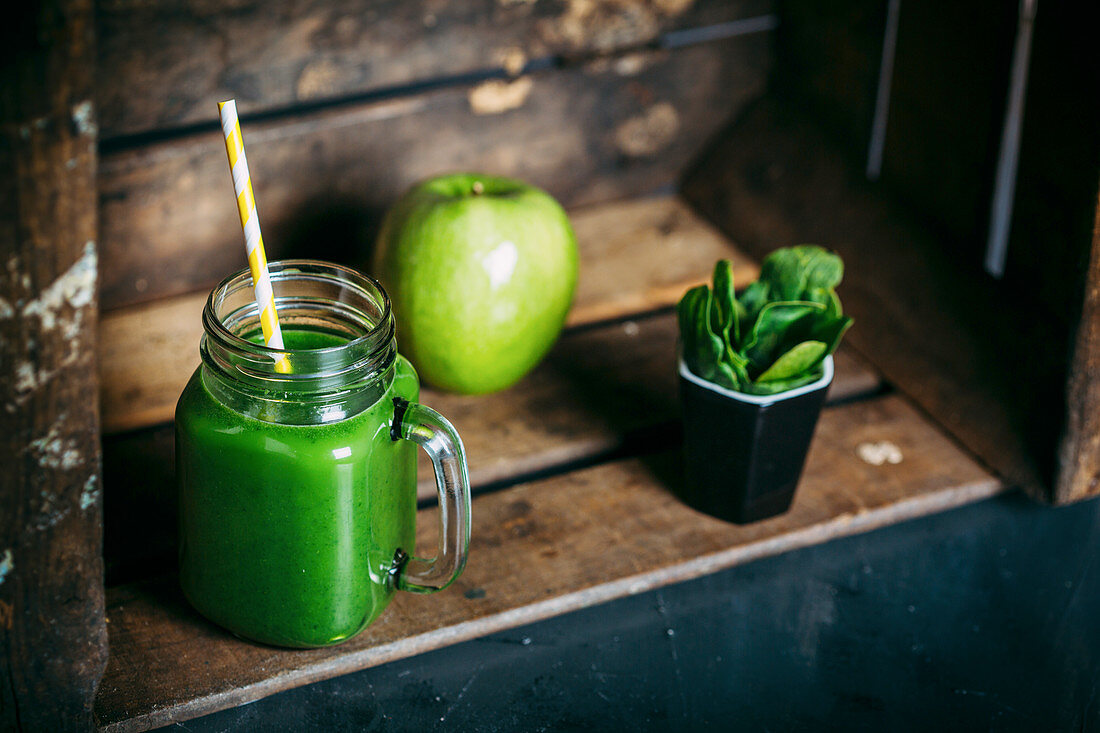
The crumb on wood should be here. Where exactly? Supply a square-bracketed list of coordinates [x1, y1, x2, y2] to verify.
[857, 441, 904, 466]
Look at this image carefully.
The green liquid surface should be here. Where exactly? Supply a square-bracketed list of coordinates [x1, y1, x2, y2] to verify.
[176, 334, 419, 647]
[246, 328, 351, 351]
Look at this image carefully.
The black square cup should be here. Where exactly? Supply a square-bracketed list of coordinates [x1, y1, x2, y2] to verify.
[677, 356, 833, 524]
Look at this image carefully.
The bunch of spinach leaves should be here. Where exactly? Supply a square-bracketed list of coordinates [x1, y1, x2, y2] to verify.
[678, 245, 853, 395]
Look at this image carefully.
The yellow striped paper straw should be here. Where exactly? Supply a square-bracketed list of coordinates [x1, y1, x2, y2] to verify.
[217, 100, 288, 370]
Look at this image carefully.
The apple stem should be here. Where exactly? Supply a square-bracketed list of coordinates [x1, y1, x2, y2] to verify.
[472, 181, 485, 195]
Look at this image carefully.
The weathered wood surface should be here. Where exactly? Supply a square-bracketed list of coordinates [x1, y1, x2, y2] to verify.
[776, 0, 1016, 254]
[420, 317, 877, 495]
[1057, 187, 1100, 503]
[778, 1, 1099, 331]
[0, 0, 107, 729]
[97, 35, 770, 310]
[875, 0, 1017, 275]
[95, 394, 1002, 732]
[98, 195, 759, 433]
[101, 309, 880, 584]
[682, 100, 1059, 498]
[1000, 1, 1100, 325]
[96, 0, 774, 139]
[772, 0, 886, 157]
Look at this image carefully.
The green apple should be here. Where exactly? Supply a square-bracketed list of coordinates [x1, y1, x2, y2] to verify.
[372, 173, 578, 394]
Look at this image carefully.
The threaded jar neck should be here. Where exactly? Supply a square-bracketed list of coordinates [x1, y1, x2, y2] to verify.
[200, 260, 397, 425]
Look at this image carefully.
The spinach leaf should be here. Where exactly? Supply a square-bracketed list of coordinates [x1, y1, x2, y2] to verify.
[738, 279, 770, 329]
[676, 245, 851, 397]
[797, 245, 844, 292]
[757, 340, 828, 382]
[743, 371, 823, 396]
[742, 301, 825, 374]
[678, 285, 742, 390]
[710, 259, 739, 349]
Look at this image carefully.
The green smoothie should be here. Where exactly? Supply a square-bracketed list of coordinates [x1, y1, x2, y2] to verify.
[176, 331, 420, 648]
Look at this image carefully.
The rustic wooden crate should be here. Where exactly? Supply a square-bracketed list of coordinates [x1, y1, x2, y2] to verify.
[2, 0, 1097, 729]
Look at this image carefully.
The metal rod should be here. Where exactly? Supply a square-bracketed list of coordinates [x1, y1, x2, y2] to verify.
[866, 0, 902, 181]
[984, 0, 1038, 278]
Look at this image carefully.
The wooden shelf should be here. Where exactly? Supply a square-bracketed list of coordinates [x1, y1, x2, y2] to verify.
[95, 194, 1003, 731]
[101, 305, 881, 585]
[415, 314, 879, 498]
[96, 395, 1000, 732]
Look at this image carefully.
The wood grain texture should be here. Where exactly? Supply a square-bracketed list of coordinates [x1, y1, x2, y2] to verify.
[682, 99, 1063, 498]
[418, 315, 878, 497]
[1056, 187, 1100, 503]
[95, 0, 774, 139]
[0, 0, 107, 728]
[100, 310, 880, 585]
[97, 195, 759, 433]
[97, 35, 771, 310]
[94, 394, 1001, 732]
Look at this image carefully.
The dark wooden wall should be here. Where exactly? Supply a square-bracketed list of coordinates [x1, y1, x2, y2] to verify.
[774, 0, 1099, 329]
[95, 0, 774, 311]
[688, 0, 1100, 503]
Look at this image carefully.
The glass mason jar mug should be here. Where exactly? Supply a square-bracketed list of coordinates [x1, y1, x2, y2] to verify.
[176, 260, 471, 648]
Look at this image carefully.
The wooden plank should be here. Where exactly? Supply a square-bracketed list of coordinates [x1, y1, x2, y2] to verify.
[100, 311, 881, 585]
[681, 99, 1058, 497]
[419, 316, 878, 495]
[778, 0, 1099, 334]
[94, 394, 1002, 731]
[97, 36, 771, 310]
[96, 0, 774, 139]
[876, 0, 1016, 257]
[999, 1, 1100, 327]
[1056, 186, 1100, 503]
[97, 195, 761, 433]
[771, 0, 886, 157]
[0, 0, 107, 728]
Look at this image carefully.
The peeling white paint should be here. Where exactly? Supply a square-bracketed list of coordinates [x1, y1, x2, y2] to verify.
[80, 476, 100, 510]
[0, 550, 12, 586]
[71, 100, 97, 138]
[28, 423, 84, 471]
[21, 241, 96, 331]
[468, 77, 533, 115]
[7, 242, 97, 406]
[35, 488, 70, 530]
[614, 53, 649, 76]
[614, 102, 680, 157]
[14, 361, 37, 394]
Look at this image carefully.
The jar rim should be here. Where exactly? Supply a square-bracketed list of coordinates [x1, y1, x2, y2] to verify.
[199, 258, 399, 419]
[204, 258, 392, 358]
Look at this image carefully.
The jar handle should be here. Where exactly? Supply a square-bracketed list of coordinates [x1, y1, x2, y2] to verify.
[389, 397, 472, 594]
